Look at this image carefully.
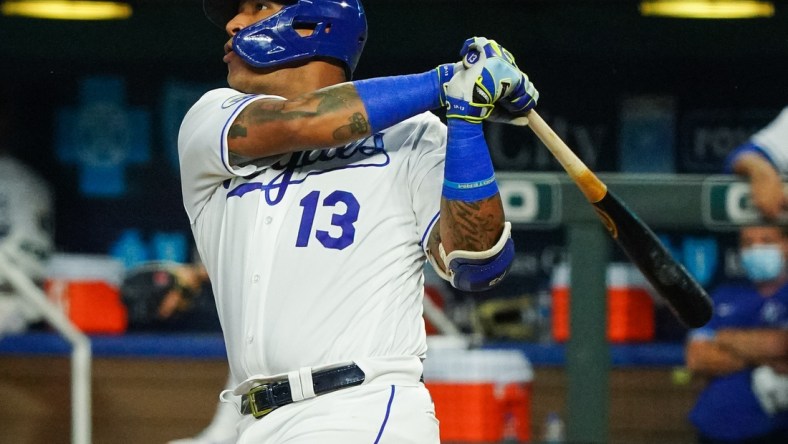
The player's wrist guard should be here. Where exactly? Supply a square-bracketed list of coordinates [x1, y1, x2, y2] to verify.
[442, 118, 498, 202]
[353, 65, 456, 133]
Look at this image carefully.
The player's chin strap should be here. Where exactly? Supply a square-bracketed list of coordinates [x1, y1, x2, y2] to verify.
[429, 222, 515, 292]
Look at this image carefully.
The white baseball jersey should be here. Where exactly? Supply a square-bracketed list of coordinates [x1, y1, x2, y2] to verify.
[752, 106, 788, 173]
[178, 88, 445, 386]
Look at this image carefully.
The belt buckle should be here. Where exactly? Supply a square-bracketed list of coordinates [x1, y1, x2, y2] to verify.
[248, 384, 276, 419]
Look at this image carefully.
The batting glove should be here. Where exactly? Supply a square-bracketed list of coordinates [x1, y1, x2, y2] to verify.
[459, 37, 539, 125]
[443, 41, 497, 123]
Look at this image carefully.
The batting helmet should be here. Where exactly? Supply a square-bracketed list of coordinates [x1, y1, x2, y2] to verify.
[203, 0, 368, 77]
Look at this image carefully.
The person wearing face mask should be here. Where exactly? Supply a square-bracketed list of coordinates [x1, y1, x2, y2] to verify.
[685, 225, 788, 444]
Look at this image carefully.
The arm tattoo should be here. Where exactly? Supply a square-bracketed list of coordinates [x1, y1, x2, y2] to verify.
[228, 84, 368, 142]
[333, 112, 369, 140]
[314, 84, 359, 114]
[442, 196, 503, 251]
[315, 85, 369, 141]
[228, 124, 247, 139]
[229, 100, 312, 140]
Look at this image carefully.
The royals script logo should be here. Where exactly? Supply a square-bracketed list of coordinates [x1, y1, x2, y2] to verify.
[227, 133, 387, 205]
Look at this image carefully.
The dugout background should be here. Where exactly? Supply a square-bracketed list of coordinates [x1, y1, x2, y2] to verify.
[1, 1, 788, 443]
[1, 0, 787, 257]
[0, 0, 788, 253]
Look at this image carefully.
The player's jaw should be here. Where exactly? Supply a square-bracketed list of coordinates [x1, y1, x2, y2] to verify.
[225, 50, 344, 97]
[224, 42, 277, 94]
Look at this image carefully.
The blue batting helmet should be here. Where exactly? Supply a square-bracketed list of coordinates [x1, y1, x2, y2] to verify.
[203, 0, 368, 77]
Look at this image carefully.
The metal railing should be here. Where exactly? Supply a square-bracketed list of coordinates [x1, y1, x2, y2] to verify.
[0, 251, 92, 444]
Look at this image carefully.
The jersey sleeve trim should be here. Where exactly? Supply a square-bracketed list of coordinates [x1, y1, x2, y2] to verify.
[420, 210, 440, 250]
[219, 94, 264, 176]
[723, 142, 778, 174]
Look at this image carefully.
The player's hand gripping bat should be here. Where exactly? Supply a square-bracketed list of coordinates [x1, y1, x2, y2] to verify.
[524, 110, 713, 328]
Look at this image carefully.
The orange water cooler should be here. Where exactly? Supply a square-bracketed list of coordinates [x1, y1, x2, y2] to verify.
[551, 262, 655, 343]
[423, 345, 533, 443]
[45, 254, 128, 334]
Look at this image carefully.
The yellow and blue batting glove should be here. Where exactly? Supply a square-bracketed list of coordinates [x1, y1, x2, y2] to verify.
[459, 37, 539, 119]
[443, 44, 495, 123]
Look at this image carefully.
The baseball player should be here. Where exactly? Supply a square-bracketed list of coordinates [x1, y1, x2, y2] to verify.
[178, 1, 537, 442]
[725, 106, 788, 220]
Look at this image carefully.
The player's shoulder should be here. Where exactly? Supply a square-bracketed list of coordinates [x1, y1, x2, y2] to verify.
[189, 88, 285, 112]
[181, 88, 273, 135]
[199, 87, 242, 101]
[193, 88, 257, 109]
[382, 111, 445, 141]
[403, 110, 444, 127]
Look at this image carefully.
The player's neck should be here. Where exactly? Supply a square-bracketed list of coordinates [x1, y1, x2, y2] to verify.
[256, 61, 347, 99]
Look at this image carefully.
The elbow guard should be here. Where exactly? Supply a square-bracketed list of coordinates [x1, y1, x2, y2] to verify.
[430, 222, 515, 292]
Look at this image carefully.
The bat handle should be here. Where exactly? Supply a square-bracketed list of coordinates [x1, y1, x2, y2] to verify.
[527, 110, 608, 203]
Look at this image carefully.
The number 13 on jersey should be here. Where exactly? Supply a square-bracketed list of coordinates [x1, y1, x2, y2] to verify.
[296, 190, 360, 250]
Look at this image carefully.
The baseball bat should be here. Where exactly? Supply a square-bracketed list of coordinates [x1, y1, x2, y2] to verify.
[524, 110, 713, 328]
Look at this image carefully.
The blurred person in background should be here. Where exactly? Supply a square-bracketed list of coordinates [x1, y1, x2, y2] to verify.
[0, 95, 54, 336]
[685, 224, 788, 443]
[726, 107, 788, 220]
[120, 260, 239, 444]
[120, 260, 221, 332]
